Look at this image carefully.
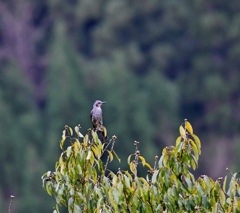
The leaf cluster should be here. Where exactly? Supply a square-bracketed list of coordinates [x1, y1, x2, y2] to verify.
[42, 121, 240, 213]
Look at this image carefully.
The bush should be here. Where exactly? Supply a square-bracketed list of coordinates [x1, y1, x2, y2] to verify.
[42, 120, 240, 212]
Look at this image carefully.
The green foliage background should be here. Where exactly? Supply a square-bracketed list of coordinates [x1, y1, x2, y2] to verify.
[0, 0, 240, 212]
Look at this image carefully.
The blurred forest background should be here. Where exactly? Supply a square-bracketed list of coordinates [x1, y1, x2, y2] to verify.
[1, 0, 240, 212]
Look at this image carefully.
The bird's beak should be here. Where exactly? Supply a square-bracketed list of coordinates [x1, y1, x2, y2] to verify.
[102, 101, 106, 104]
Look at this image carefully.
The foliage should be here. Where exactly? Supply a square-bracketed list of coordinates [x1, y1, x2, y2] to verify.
[42, 120, 240, 212]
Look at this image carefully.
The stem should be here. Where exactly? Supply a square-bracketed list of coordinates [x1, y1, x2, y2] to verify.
[8, 195, 15, 213]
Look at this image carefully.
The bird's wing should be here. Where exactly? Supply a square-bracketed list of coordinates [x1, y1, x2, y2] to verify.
[90, 110, 93, 120]
[90, 110, 95, 128]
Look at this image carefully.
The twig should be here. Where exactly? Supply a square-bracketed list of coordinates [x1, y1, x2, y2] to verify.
[103, 136, 116, 176]
[154, 155, 158, 170]
[8, 195, 15, 213]
[134, 141, 140, 181]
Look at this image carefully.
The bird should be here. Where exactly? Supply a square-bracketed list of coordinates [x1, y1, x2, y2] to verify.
[90, 100, 107, 140]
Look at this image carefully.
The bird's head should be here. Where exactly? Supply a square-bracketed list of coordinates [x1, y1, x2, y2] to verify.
[94, 100, 106, 108]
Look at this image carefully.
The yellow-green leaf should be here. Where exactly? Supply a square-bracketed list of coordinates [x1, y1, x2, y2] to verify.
[73, 141, 80, 152]
[138, 177, 148, 186]
[124, 171, 133, 182]
[68, 127, 73, 136]
[162, 154, 169, 167]
[59, 154, 63, 165]
[185, 121, 193, 134]
[190, 156, 197, 170]
[145, 163, 152, 169]
[138, 156, 146, 166]
[83, 134, 89, 146]
[223, 176, 227, 193]
[112, 150, 121, 162]
[102, 126, 107, 137]
[127, 155, 133, 165]
[107, 150, 113, 162]
[60, 138, 65, 149]
[204, 176, 214, 190]
[190, 140, 199, 161]
[179, 125, 186, 139]
[176, 136, 182, 149]
[162, 147, 167, 155]
[192, 134, 201, 154]
[129, 162, 135, 174]
[46, 182, 52, 195]
[91, 145, 98, 157]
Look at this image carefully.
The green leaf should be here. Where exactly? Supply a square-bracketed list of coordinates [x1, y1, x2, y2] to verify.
[74, 126, 83, 138]
[92, 130, 99, 143]
[97, 159, 103, 172]
[184, 176, 193, 191]
[175, 136, 182, 150]
[204, 176, 214, 191]
[223, 176, 227, 193]
[158, 156, 164, 168]
[190, 140, 199, 161]
[46, 182, 52, 195]
[112, 150, 121, 162]
[127, 154, 133, 165]
[73, 204, 81, 213]
[151, 170, 159, 183]
[190, 155, 198, 170]
[62, 129, 66, 140]
[86, 150, 92, 160]
[212, 203, 219, 213]
[163, 155, 169, 168]
[68, 197, 74, 212]
[218, 188, 226, 205]
[66, 146, 72, 157]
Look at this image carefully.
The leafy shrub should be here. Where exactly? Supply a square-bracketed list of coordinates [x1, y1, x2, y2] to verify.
[42, 120, 240, 212]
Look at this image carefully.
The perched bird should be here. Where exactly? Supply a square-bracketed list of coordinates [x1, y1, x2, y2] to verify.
[90, 100, 107, 140]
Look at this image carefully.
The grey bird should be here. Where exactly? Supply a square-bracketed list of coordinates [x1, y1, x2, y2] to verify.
[90, 100, 106, 138]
